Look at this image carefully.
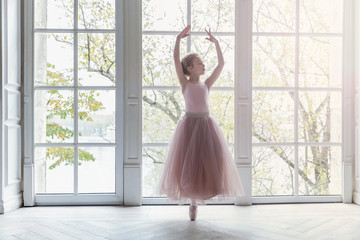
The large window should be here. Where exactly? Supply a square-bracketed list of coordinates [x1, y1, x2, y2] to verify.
[33, 0, 117, 194]
[142, 0, 344, 200]
[142, 0, 236, 197]
[252, 0, 343, 196]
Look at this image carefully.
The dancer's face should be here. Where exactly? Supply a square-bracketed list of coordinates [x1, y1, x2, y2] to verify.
[188, 57, 205, 76]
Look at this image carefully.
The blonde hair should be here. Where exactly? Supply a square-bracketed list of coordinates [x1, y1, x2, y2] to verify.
[181, 53, 200, 76]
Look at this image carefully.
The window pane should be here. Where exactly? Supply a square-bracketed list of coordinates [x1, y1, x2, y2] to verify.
[34, 0, 73, 29]
[253, 36, 295, 87]
[142, 147, 167, 197]
[299, 37, 342, 88]
[78, 90, 115, 143]
[35, 90, 74, 143]
[35, 147, 74, 193]
[78, 147, 115, 193]
[209, 91, 234, 144]
[253, 0, 295, 32]
[34, 33, 74, 86]
[252, 146, 295, 196]
[143, 90, 184, 143]
[78, 33, 115, 86]
[300, 0, 343, 33]
[298, 146, 341, 195]
[142, 0, 186, 31]
[192, 36, 234, 87]
[192, 0, 235, 32]
[78, 0, 115, 29]
[142, 35, 183, 87]
[253, 91, 294, 143]
[298, 91, 341, 142]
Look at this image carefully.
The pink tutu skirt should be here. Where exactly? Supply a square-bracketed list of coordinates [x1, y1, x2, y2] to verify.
[157, 111, 245, 204]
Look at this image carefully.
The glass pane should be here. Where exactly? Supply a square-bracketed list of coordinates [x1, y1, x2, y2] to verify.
[298, 91, 341, 142]
[253, 91, 294, 143]
[34, 33, 74, 86]
[142, 147, 167, 197]
[143, 35, 183, 86]
[78, 147, 115, 193]
[300, 0, 343, 33]
[252, 146, 295, 196]
[299, 37, 342, 88]
[253, 36, 295, 87]
[35, 147, 74, 193]
[78, 33, 115, 86]
[299, 146, 341, 195]
[142, 0, 186, 31]
[35, 90, 74, 143]
[143, 90, 185, 143]
[78, 90, 115, 143]
[192, 0, 235, 32]
[209, 91, 234, 144]
[78, 0, 115, 29]
[192, 36, 234, 87]
[34, 0, 73, 29]
[253, 0, 295, 32]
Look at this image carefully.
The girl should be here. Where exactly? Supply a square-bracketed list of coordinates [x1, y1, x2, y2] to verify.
[158, 25, 245, 221]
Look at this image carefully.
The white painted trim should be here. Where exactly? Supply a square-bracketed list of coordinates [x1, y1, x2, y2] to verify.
[142, 197, 235, 205]
[342, 0, 355, 203]
[253, 87, 342, 91]
[123, 0, 142, 206]
[142, 86, 234, 91]
[115, 0, 124, 205]
[0, 0, 4, 213]
[73, 0, 79, 195]
[235, 0, 252, 206]
[142, 196, 342, 205]
[252, 196, 342, 204]
[23, 0, 35, 207]
[253, 142, 342, 147]
[34, 29, 116, 33]
[35, 194, 122, 205]
[1, 192, 23, 213]
[34, 86, 117, 90]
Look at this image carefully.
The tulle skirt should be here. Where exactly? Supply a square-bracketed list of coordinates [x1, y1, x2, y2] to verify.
[157, 111, 245, 205]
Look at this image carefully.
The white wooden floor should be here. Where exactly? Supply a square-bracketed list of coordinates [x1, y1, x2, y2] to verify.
[0, 203, 359, 240]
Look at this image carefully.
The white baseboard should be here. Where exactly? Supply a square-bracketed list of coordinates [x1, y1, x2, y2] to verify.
[353, 191, 360, 205]
[0, 192, 23, 214]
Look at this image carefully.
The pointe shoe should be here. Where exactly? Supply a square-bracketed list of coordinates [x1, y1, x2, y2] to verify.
[189, 205, 198, 221]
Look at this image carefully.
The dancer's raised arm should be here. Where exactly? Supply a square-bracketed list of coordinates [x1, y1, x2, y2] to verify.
[174, 25, 191, 87]
[204, 28, 224, 89]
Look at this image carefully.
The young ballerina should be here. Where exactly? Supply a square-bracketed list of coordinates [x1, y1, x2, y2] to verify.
[158, 25, 245, 221]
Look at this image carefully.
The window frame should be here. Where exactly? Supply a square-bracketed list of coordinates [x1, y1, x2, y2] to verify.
[24, 0, 124, 205]
[23, 0, 354, 206]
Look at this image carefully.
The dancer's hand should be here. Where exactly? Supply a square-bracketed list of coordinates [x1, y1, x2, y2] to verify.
[205, 28, 218, 44]
[177, 25, 191, 39]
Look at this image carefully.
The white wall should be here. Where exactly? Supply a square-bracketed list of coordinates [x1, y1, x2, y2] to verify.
[0, 0, 23, 214]
[353, 0, 360, 205]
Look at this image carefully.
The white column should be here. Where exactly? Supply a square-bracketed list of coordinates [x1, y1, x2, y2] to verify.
[123, 0, 142, 206]
[0, 0, 23, 213]
[234, 0, 252, 206]
[342, 0, 355, 204]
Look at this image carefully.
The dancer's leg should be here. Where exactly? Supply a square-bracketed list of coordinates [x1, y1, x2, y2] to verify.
[189, 199, 198, 221]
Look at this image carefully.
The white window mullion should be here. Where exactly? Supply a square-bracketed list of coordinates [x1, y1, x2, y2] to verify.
[115, 0, 124, 202]
[34, 29, 116, 34]
[186, 0, 191, 52]
[74, 0, 79, 194]
[294, 0, 300, 197]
